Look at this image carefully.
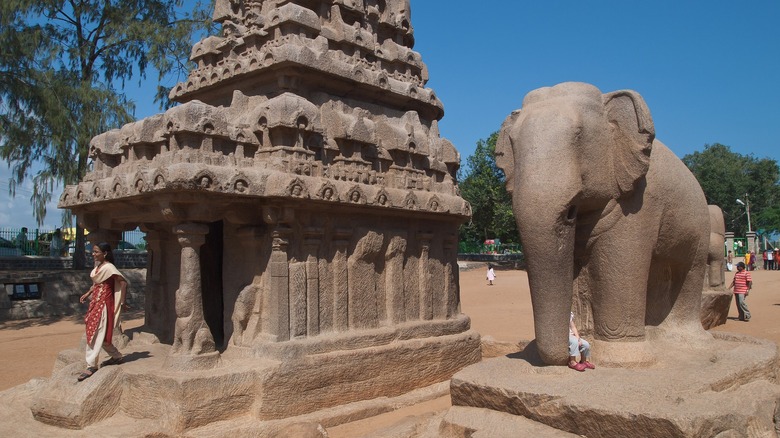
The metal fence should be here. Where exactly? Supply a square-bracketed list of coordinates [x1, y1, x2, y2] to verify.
[0, 227, 146, 256]
[458, 240, 522, 255]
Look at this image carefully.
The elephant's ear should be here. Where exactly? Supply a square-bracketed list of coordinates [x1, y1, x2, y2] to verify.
[603, 90, 655, 194]
[495, 110, 521, 193]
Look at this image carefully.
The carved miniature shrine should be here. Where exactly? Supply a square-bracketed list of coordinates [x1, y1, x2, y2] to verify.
[40, 0, 480, 432]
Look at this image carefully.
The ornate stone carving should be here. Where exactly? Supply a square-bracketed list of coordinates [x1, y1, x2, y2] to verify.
[52, 1, 478, 430]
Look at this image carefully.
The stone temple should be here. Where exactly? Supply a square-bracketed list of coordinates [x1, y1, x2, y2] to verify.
[42, 0, 481, 433]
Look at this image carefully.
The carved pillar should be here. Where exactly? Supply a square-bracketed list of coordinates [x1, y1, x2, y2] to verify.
[171, 222, 215, 356]
[290, 257, 307, 339]
[263, 227, 291, 342]
[304, 228, 323, 336]
[385, 233, 407, 324]
[443, 234, 459, 318]
[332, 229, 351, 332]
[418, 232, 433, 320]
[143, 230, 163, 281]
[142, 229, 164, 335]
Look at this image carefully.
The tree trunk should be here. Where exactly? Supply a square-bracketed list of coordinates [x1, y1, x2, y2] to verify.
[73, 224, 86, 270]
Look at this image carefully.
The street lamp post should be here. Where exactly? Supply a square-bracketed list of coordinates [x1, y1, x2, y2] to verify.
[736, 195, 752, 233]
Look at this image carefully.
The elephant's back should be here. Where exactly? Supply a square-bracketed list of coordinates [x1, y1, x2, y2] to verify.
[647, 140, 707, 206]
[646, 139, 710, 256]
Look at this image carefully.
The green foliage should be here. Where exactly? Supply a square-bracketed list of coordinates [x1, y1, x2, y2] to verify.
[458, 132, 519, 249]
[0, 0, 214, 225]
[682, 143, 780, 236]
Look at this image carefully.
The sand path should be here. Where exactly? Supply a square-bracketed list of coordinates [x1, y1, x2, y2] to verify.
[1, 266, 778, 436]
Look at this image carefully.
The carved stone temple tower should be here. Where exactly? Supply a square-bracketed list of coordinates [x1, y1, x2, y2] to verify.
[41, 0, 481, 433]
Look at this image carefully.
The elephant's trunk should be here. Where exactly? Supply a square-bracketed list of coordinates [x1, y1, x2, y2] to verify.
[520, 203, 577, 365]
[513, 163, 581, 365]
[499, 102, 591, 365]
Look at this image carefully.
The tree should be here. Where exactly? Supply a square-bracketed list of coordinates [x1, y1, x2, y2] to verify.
[458, 132, 519, 251]
[682, 143, 780, 237]
[0, 0, 213, 267]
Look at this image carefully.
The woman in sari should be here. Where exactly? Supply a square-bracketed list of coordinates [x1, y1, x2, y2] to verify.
[77, 242, 128, 382]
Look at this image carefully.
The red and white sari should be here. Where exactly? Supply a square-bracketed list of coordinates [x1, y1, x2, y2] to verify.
[84, 262, 126, 366]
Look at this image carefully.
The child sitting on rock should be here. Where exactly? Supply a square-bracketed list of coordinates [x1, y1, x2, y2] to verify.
[568, 312, 595, 372]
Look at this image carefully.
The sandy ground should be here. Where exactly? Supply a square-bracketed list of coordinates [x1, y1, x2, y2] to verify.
[1, 266, 778, 435]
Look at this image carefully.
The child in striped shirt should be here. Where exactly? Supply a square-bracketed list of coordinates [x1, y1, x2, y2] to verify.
[729, 262, 752, 321]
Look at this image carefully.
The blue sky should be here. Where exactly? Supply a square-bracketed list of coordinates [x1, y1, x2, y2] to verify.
[2, 0, 778, 229]
[411, 1, 779, 164]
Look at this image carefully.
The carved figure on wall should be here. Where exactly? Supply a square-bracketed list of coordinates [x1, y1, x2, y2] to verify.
[289, 183, 305, 197]
[231, 283, 258, 346]
[496, 82, 711, 366]
[348, 189, 363, 203]
[319, 185, 337, 201]
[234, 179, 248, 193]
[403, 192, 417, 209]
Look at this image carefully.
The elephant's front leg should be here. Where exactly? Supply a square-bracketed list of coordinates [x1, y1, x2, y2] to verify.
[586, 221, 656, 366]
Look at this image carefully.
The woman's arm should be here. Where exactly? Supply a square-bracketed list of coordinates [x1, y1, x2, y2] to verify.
[79, 285, 95, 303]
[114, 276, 127, 309]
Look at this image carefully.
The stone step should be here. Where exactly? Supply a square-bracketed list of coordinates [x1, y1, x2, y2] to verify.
[441, 406, 580, 438]
[31, 362, 123, 429]
[448, 333, 780, 437]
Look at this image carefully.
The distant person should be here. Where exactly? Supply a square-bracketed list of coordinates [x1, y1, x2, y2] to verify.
[728, 261, 751, 322]
[50, 229, 64, 257]
[767, 247, 775, 271]
[775, 248, 780, 270]
[744, 251, 752, 271]
[568, 312, 595, 372]
[15, 227, 29, 254]
[749, 251, 757, 271]
[726, 250, 733, 271]
[486, 264, 496, 286]
[77, 243, 128, 381]
[763, 249, 769, 270]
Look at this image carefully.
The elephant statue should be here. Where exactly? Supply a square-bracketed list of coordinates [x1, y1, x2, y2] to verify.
[496, 82, 712, 366]
[700, 205, 731, 330]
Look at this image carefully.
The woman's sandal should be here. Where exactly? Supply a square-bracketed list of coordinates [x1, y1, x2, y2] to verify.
[77, 367, 98, 382]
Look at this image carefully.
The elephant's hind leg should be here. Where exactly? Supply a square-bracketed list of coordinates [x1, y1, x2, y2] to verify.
[647, 259, 712, 347]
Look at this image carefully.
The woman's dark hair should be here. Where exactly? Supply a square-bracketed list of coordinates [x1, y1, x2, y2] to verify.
[97, 242, 114, 264]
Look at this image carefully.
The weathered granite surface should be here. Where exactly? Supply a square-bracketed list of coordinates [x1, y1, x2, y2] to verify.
[496, 82, 718, 367]
[446, 333, 780, 438]
[41, 0, 479, 432]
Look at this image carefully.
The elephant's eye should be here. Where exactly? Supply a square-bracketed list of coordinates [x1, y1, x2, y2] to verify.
[566, 205, 578, 222]
[573, 125, 584, 140]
